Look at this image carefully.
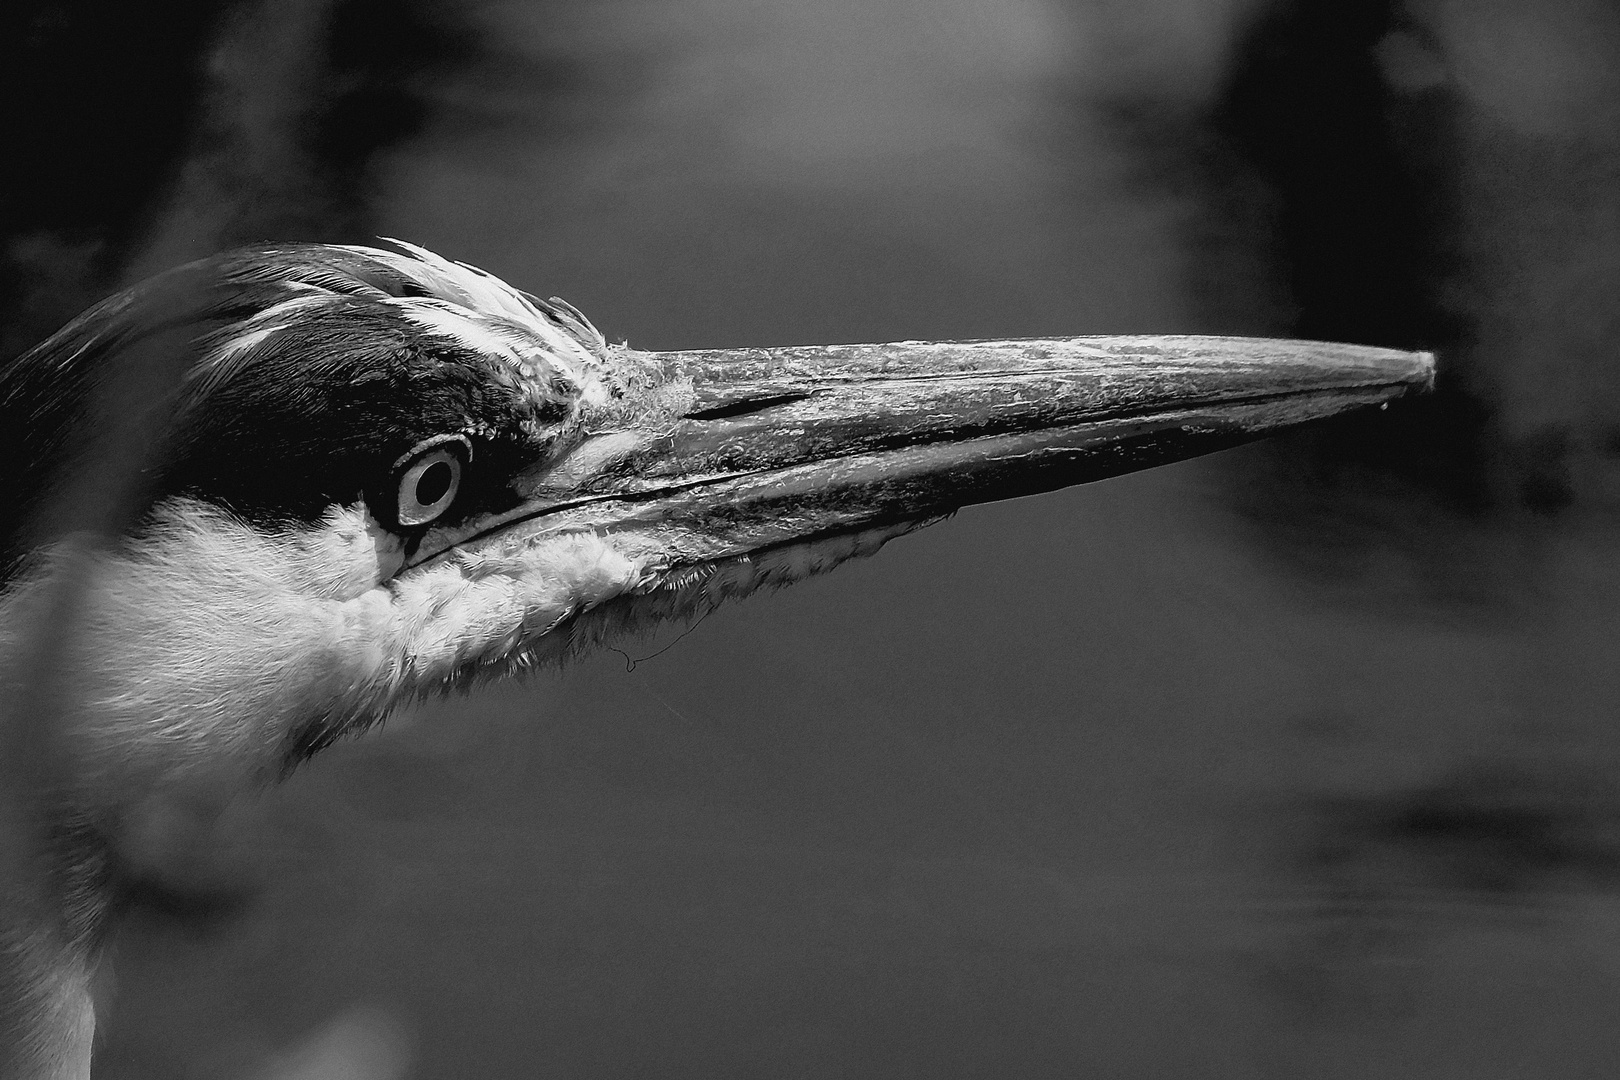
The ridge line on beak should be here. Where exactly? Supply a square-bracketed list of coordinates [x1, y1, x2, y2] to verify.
[405, 334, 1435, 573]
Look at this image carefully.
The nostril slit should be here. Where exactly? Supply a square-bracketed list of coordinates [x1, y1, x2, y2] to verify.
[683, 392, 814, 421]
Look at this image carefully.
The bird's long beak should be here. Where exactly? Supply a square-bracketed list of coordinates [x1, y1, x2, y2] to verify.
[427, 335, 1433, 573]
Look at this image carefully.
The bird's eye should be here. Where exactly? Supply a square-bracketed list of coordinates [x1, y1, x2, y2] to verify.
[394, 437, 470, 527]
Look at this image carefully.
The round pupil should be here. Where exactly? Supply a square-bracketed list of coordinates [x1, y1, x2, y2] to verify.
[414, 460, 454, 506]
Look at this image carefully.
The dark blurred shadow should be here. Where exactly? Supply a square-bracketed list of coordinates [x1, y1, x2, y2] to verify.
[1109, 0, 1620, 615]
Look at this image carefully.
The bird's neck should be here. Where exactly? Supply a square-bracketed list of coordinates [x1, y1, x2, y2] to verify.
[0, 515, 375, 1078]
[0, 517, 399, 797]
[0, 919, 95, 1080]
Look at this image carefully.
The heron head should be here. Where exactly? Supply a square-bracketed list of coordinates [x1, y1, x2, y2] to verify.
[0, 241, 1432, 779]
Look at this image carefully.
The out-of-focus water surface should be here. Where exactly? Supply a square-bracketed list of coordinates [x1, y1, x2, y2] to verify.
[7, 0, 1619, 1076]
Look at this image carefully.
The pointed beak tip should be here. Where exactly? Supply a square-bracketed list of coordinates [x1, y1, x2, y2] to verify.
[1416, 349, 1440, 392]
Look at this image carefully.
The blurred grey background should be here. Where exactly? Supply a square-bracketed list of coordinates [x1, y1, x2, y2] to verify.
[7, 0, 1620, 1076]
